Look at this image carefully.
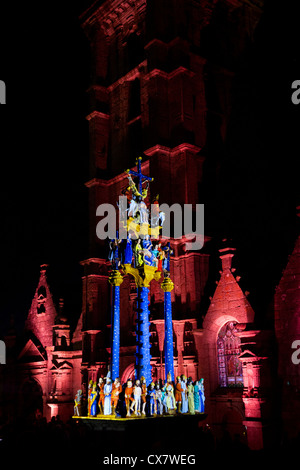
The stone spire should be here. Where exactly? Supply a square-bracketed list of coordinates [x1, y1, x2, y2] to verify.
[219, 239, 236, 272]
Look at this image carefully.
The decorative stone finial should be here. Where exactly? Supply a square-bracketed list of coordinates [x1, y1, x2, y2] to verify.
[219, 239, 236, 272]
[40, 264, 49, 275]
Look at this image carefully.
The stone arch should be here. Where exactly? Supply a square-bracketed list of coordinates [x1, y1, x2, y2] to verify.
[246, 366, 254, 390]
[121, 363, 135, 384]
[202, 313, 245, 394]
[37, 285, 47, 298]
[220, 406, 246, 442]
[183, 321, 196, 356]
[60, 335, 67, 348]
[20, 378, 44, 420]
[217, 321, 243, 387]
[37, 285, 47, 314]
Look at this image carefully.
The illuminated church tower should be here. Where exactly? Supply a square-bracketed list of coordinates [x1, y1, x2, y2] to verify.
[78, 0, 212, 385]
[78, 0, 263, 386]
[1, 0, 282, 452]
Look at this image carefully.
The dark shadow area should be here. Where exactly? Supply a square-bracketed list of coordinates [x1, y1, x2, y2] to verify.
[0, 414, 299, 467]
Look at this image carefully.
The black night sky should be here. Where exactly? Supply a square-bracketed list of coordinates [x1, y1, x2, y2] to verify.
[0, 0, 299, 338]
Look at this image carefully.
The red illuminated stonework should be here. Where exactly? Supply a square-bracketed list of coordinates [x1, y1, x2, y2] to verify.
[274, 207, 300, 440]
[1, 0, 298, 453]
[6, 266, 82, 422]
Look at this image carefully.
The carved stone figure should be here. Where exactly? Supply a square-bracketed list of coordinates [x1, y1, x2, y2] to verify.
[74, 390, 83, 416]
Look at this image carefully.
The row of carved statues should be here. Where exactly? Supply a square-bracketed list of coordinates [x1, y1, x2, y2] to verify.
[74, 373, 205, 418]
[108, 235, 172, 273]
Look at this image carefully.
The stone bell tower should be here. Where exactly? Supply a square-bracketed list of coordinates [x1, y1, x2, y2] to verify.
[80, 0, 212, 255]
[78, 0, 263, 382]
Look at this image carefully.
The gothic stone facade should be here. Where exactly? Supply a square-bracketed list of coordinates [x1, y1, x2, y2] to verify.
[2, 0, 298, 452]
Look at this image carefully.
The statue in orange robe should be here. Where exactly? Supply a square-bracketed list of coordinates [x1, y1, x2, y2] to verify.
[97, 377, 105, 414]
[175, 376, 183, 413]
[125, 379, 134, 417]
[87, 379, 93, 416]
[140, 376, 147, 415]
[111, 378, 122, 416]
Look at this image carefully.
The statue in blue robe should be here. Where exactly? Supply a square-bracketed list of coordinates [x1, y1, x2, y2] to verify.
[162, 242, 173, 274]
[199, 378, 205, 412]
[104, 379, 112, 415]
[148, 383, 157, 415]
[194, 381, 200, 412]
[180, 376, 188, 413]
[124, 234, 133, 265]
[142, 236, 157, 266]
[90, 383, 98, 417]
[108, 237, 120, 269]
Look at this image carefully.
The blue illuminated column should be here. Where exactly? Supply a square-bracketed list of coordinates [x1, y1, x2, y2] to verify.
[109, 270, 123, 381]
[135, 286, 152, 385]
[161, 277, 175, 383]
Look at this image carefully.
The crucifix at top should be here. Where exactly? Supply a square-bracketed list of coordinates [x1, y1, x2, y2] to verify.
[126, 156, 154, 199]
